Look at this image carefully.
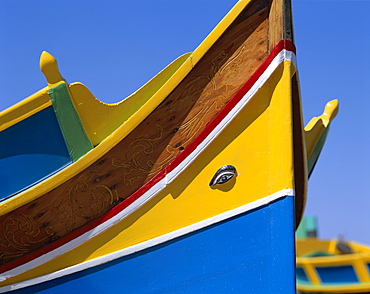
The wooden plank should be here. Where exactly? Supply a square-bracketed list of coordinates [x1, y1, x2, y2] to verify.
[268, 0, 293, 51]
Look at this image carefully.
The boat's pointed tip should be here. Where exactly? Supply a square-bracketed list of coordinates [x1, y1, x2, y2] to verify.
[40, 51, 56, 66]
[323, 99, 339, 124]
[39, 51, 65, 86]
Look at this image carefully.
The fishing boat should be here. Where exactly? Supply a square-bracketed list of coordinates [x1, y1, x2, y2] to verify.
[0, 0, 337, 292]
[297, 236, 370, 293]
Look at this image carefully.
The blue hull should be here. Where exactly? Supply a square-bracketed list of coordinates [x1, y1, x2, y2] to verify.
[11, 196, 296, 293]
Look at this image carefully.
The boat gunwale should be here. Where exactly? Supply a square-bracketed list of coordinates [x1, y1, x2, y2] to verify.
[297, 252, 370, 265]
[297, 283, 370, 294]
[0, 88, 51, 131]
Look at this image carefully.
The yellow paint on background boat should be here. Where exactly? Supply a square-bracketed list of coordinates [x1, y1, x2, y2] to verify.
[297, 238, 370, 293]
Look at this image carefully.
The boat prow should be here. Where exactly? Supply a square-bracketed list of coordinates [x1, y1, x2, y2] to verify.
[0, 0, 338, 292]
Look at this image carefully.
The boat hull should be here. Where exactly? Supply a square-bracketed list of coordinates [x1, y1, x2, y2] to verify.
[4, 196, 295, 293]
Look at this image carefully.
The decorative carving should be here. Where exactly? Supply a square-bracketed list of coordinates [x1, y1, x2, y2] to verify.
[0, 215, 54, 264]
[51, 171, 119, 233]
[110, 44, 245, 189]
[111, 124, 166, 186]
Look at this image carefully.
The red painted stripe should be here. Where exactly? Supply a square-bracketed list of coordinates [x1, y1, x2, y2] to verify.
[1, 40, 295, 274]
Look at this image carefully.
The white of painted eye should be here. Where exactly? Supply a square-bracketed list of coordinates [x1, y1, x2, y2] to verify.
[209, 165, 237, 186]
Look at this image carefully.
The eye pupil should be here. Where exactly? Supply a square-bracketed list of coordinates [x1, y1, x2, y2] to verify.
[219, 175, 229, 183]
[209, 165, 237, 186]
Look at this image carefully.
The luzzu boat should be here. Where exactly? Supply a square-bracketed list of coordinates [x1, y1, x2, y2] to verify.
[0, 0, 338, 292]
[297, 236, 370, 293]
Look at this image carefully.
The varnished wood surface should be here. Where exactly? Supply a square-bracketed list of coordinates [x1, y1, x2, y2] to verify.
[0, 0, 285, 267]
[268, 0, 293, 51]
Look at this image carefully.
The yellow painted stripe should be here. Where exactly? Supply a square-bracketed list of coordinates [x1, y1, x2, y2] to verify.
[69, 53, 192, 146]
[302, 263, 321, 285]
[297, 282, 370, 294]
[353, 258, 370, 282]
[190, 0, 253, 65]
[0, 88, 51, 131]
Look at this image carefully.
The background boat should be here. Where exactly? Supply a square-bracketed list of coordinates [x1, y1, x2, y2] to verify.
[297, 218, 370, 293]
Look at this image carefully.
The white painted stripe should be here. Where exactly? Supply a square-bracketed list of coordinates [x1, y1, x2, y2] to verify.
[0, 48, 296, 282]
[0, 189, 294, 293]
[167, 49, 296, 185]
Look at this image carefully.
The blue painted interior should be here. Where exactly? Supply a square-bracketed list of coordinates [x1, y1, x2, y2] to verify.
[11, 196, 296, 294]
[0, 107, 71, 200]
[296, 267, 310, 284]
[316, 265, 359, 285]
[303, 251, 334, 257]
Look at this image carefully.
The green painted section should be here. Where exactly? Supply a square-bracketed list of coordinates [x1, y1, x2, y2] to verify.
[49, 83, 92, 161]
[296, 216, 317, 238]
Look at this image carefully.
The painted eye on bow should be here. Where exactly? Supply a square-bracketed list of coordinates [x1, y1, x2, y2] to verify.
[209, 165, 237, 186]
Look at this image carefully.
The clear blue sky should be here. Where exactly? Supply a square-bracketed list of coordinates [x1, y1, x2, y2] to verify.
[1, 1, 369, 244]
